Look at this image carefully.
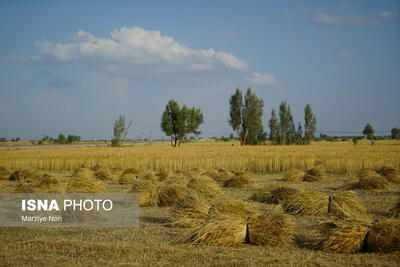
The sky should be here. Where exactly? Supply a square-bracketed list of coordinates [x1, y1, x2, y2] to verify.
[0, 0, 399, 140]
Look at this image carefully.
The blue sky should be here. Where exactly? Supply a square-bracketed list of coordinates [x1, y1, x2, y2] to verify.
[0, 0, 399, 140]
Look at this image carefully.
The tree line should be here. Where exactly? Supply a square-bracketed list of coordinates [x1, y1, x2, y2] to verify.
[110, 87, 399, 147]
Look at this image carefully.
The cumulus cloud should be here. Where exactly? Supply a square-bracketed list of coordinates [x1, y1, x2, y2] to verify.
[246, 72, 278, 86]
[35, 26, 248, 73]
[313, 10, 399, 26]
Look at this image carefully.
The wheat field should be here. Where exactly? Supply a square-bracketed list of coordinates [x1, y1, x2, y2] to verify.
[1, 139, 399, 175]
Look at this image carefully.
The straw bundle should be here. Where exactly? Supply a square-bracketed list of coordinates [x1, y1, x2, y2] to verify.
[348, 177, 389, 191]
[156, 169, 170, 180]
[247, 207, 295, 247]
[367, 219, 400, 253]
[140, 171, 158, 182]
[283, 191, 329, 216]
[0, 166, 10, 180]
[174, 217, 246, 246]
[317, 220, 370, 253]
[119, 174, 136, 185]
[128, 180, 159, 206]
[388, 202, 400, 218]
[122, 168, 142, 175]
[328, 191, 368, 221]
[357, 168, 381, 178]
[303, 166, 327, 182]
[157, 183, 192, 207]
[377, 166, 400, 183]
[187, 176, 222, 198]
[223, 174, 253, 188]
[66, 174, 104, 194]
[208, 199, 254, 219]
[94, 168, 114, 181]
[9, 169, 40, 183]
[284, 169, 306, 182]
[251, 186, 301, 204]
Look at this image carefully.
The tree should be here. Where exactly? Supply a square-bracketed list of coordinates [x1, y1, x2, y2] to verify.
[112, 115, 127, 147]
[67, 134, 81, 143]
[304, 104, 317, 145]
[296, 122, 303, 144]
[228, 88, 243, 143]
[391, 128, 400, 139]
[268, 109, 279, 145]
[161, 99, 204, 147]
[278, 101, 295, 145]
[228, 88, 264, 145]
[57, 133, 67, 144]
[362, 123, 375, 140]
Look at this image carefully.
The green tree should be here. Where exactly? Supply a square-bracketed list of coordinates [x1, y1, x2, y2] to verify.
[268, 109, 279, 145]
[296, 122, 303, 144]
[362, 123, 375, 140]
[57, 133, 67, 144]
[228, 88, 243, 143]
[278, 101, 295, 145]
[391, 127, 400, 139]
[228, 88, 264, 145]
[67, 134, 81, 143]
[112, 115, 127, 147]
[304, 104, 317, 145]
[161, 99, 204, 147]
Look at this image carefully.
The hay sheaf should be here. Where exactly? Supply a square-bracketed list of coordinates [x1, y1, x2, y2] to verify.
[357, 168, 381, 178]
[208, 199, 254, 219]
[156, 169, 170, 180]
[328, 191, 369, 221]
[119, 174, 136, 185]
[157, 184, 192, 207]
[140, 171, 158, 182]
[72, 168, 94, 180]
[223, 174, 253, 188]
[283, 191, 329, 216]
[348, 177, 389, 191]
[167, 193, 211, 228]
[90, 164, 104, 171]
[187, 176, 223, 198]
[367, 219, 400, 253]
[122, 168, 142, 175]
[247, 207, 295, 247]
[174, 217, 246, 246]
[66, 175, 104, 194]
[206, 169, 235, 184]
[0, 166, 10, 180]
[317, 220, 370, 253]
[251, 186, 301, 204]
[377, 166, 400, 183]
[388, 202, 400, 218]
[14, 174, 62, 193]
[94, 168, 114, 181]
[284, 169, 306, 182]
[9, 169, 41, 183]
[303, 166, 327, 182]
[128, 180, 159, 207]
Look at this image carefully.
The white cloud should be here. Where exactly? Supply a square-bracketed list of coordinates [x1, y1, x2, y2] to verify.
[246, 72, 278, 86]
[313, 10, 399, 26]
[35, 26, 248, 73]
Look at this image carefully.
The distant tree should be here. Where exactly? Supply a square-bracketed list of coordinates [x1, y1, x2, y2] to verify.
[161, 99, 204, 147]
[304, 104, 317, 145]
[228, 88, 243, 143]
[228, 88, 264, 145]
[112, 115, 127, 147]
[56, 133, 67, 144]
[0, 137, 7, 142]
[296, 122, 303, 144]
[268, 109, 279, 145]
[67, 134, 81, 143]
[391, 127, 400, 139]
[362, 123, 375, 140]
[278, 101, 296, 145]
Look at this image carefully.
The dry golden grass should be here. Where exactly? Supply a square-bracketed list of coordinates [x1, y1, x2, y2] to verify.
[303, 166, 327, 182]
[118, 173, 136, 185]
[223, 173, 253, 188]
[357, 168, 381, 178]
[157, 183, 192, 207]
[156, 169, 170, 180]
[128, 179, 160, 207]
[187, 175, 222, 198]
[93, 168, 114, 181]
[8, 169, 41, 183]
[0, 166, 10, 180]
[377, 166, 400, 183]
[247, 207, 295, 247]
[284, 169, 306, 182]
[2, 140, 399, 175]
[283, 191, 329, 216]
[388, 202, 400, 218]
[208, 199, 254, 219]
[347, 177, 390, 191]
[367, 219, 400, 253]
[317, 220, 370, 253]
[66, 173, 104, 194]
[328, 191, 369, 221]
[174, 217, 247, 246]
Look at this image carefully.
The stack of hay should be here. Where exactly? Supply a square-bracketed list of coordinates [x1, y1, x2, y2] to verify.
[223, 171, 254, 188]
[284, 166, 327, 182]
[376, 166, 400, 183]
[14, 173, 62, 193]
[0, 166, 10, 180]
[66, 168, 104, 194]
[317, 219, 400, 253]
[9, 169, 41, 183]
